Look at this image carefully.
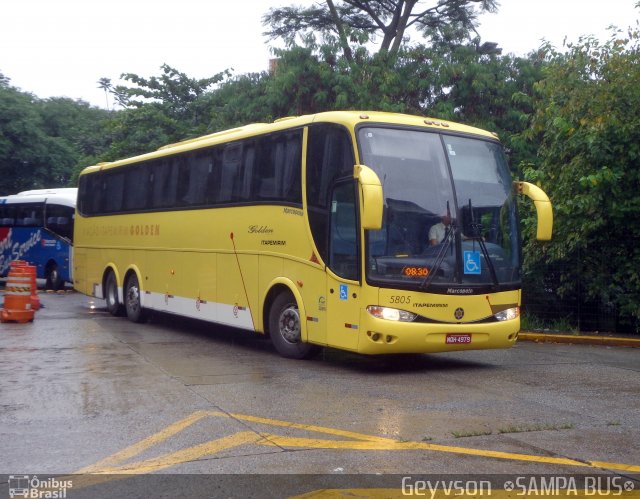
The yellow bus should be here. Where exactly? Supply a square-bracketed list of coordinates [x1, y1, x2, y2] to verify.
[73, 111, 552, 358]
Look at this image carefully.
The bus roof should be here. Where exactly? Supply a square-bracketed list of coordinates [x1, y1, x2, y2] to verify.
[0, 188, 77, 207]
[80, 111, 499, 175]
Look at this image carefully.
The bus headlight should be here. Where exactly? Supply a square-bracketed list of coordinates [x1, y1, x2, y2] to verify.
[494, 307, 520, 321]
[367, 306, 417, 322]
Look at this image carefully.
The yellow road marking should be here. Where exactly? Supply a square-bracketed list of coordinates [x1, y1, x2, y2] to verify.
[73, 410, 640, 480]
[258, 434, 640, 471]
[94, 431, 262, 474]
[76, 410, 210, 473]
[212, 410, 393, 442]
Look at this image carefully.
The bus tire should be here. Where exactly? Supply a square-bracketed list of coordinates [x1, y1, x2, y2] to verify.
[105, 271, 124, 316]
[45, 263, 63, 291]
[124, 273, 147, 323]
[269, 291, 319, 359]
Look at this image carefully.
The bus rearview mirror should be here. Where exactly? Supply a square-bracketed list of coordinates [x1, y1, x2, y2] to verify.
[515, 181, 553, 241]
[355, 164, 383, 230]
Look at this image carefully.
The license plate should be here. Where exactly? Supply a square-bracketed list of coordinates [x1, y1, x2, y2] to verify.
[446, 334, 472, 344]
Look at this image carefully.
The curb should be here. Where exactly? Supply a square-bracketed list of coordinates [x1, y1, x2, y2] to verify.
[519, 332, 640, 348]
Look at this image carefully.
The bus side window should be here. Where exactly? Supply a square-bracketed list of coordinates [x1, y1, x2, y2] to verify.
[182, 151, 211, 206]
[0, 205, 15, 226]
[256, 135, 277, 201]
[124, 164, 151, 211]
[204, 148, 222, 205]
[306, 124, 355, 264]
[79, 175, 103, 215]
[150, 158, 177, 209]
[174, 156, 191, 207]
[220, 144, 242, 203]
[329, 182, 359, 280]
[15, 204, 43, 226]
[45, 204, 75, 240]
[280, 132, 302, 203]
[104, 172, 124, 213]
[239, 144, 256, 201]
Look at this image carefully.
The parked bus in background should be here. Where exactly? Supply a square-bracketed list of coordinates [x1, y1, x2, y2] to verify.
[73, 111, 552, 359]
[0, 188, 76, 290]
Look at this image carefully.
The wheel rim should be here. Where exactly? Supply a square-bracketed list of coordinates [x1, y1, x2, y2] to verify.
[127, 279, 141, 313]
[107, 276, 117, 306]
[108, 285, 117, 306]
[278, 305, 301, 344]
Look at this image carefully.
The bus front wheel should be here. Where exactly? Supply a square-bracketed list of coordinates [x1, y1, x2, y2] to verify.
[269, 291, 319, 359]
[45, 263, 63, 291]
[124, 273, 147, 323]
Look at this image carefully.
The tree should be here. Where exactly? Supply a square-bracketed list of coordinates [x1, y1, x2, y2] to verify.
[522, 29, 640, 331]
[263, 0, 498, 61]
[0, 76, 111, 192]
[0, 81, 73, 192]
[99, 65, 232, 159]
[111, 64, 229, 120]
[97, 77, 113, 111]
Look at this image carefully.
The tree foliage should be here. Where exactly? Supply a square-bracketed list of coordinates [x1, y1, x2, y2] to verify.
[522, 28, 640, 329]
[263, 0, 498, 60]
[0, 78, 110, 192]
[98, 64, 232, 159]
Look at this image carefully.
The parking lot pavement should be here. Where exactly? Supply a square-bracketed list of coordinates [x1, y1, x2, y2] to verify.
[1, 291, 639, 497]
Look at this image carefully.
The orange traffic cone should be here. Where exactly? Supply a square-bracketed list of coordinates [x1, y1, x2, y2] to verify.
[26, 264, 40, 311]
[1, 267, 35, 323]
[9, 260, 39, 310]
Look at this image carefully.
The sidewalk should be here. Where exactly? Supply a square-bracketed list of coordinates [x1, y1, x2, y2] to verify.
[519, 331, 640, 348]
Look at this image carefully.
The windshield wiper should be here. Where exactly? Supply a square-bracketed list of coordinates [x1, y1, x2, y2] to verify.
[466, 199, 500, 287]
[420, 221, 455, 290]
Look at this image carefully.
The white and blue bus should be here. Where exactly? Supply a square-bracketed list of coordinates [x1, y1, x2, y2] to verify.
[0, 188, 76, 290]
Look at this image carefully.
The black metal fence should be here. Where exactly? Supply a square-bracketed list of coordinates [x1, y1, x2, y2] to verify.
[522, 260, 637, 335]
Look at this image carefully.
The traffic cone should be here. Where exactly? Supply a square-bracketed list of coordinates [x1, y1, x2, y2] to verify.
[9, 260, 40, 310]
[26, 264, 40, 311]
[1, 268, 35, 323]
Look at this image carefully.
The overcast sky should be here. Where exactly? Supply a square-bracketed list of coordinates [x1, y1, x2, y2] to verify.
[1, 0, 638, 108]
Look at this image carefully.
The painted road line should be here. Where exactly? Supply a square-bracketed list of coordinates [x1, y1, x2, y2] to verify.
[73, 411, 640, 477]
[76, 410, 210, 473]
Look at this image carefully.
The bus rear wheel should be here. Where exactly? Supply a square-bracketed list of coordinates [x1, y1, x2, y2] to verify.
[105, 271, 123, 316]
[269, 291, 319, 359]
[124, 273, 147, 323]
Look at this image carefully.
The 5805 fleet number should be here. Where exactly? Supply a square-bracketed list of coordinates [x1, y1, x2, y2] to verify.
[389, 295, 411, 304]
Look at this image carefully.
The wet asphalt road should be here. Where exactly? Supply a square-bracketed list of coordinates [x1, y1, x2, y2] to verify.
[1, 291, 639, 496]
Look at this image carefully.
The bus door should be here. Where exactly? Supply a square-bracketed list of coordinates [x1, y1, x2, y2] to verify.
[325, 181, 361, 351]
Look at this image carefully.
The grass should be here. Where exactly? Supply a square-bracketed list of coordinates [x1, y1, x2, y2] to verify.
[498, 422, 575, 434]
[452, 422, 575, 438]
[521, 314, 579, 334]
[451, 429, 493, 438]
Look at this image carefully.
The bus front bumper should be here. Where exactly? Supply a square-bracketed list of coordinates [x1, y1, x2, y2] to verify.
[356, 313, 519, 355]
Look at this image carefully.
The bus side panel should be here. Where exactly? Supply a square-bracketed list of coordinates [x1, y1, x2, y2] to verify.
[1, 227, 71, 281]
[216, 253, 258, 331]
[283, 259, 327, 346]
[72, 246, 88, 295]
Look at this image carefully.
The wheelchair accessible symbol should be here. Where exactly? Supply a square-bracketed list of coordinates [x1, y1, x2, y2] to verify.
[339, 284, 348, 301]
[464, 251, 481, 275]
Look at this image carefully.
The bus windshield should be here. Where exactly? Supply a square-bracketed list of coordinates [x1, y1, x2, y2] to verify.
[358, 127, 520, 292]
